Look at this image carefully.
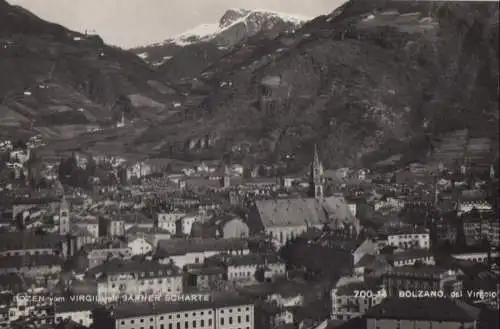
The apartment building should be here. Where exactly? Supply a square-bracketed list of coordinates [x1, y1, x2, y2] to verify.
[112, 293, 254, 329]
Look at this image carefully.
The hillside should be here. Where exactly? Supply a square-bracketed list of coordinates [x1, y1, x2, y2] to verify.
[131, 9, 309, 82]
[0, 0, 180, 141]
[135, 0, 499, 170]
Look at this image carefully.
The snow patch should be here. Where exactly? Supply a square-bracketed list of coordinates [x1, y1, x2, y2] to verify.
[137, 52, 149, 59]
[23, 91, 31, 96]
[363, 14, 375, 21]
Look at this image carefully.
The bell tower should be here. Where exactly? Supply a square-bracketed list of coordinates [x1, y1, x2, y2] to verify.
[59, 196, 70, 235]
[309, 144, 324, 199]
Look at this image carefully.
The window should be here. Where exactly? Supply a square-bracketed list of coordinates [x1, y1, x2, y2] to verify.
[229, 317, 233, 324]
[246, 315, 250, 322]
[208, 319, 212, 326]
[192, 320, 196, 328]
[221, 318, 224, 325]
[200, 320, 204, 326]
[177, 324, 180, 329]
[238, 316, 241, 323]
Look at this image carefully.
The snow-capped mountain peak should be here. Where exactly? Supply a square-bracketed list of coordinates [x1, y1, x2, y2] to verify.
[167, 8, 311, 46]
[131, 8, 311, 67]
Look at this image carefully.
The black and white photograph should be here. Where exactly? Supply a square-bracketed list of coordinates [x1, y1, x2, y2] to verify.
[0, 0, 498, 328]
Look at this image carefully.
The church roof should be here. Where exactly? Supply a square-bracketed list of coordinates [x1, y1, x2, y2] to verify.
[254, 196, 355, 228]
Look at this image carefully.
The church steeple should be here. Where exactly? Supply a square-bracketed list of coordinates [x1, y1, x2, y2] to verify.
[309, 144, 324, 199]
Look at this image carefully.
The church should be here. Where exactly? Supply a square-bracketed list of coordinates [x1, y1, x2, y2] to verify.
[247, 146, 360, 247]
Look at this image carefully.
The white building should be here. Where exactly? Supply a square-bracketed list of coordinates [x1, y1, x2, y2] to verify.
[9, 148, 30, 164]
[54, 302, 96, 327]
[331, 276, 386, 321]
[127, 237, 154, 256]
[126, 161, 152, 180]
[113, 294, 254, 329]
[458, 200, 492, 214]
[380, 227, 430, 250]
[89, 259, 183, 303]
[179, 213, 200, 236]
[87, 247, 132, 269]
[157, 212, 185, 234]
[74, 219, 99, 238]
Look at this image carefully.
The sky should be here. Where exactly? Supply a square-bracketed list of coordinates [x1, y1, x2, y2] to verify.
[7, 0, 346, 48]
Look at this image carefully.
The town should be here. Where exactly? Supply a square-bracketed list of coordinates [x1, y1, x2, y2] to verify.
[0, 128, 498, 329]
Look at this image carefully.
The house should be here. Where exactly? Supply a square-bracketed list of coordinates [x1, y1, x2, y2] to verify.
[365, 298, 481, 329]
[127, 237, 154, 256]
[216, 215, 250, 239]
[183, 264, 226, 292]
[125, 226, 172, 247]
[73, 219, 99, 238]
[353, 254, 389, 277]
[156, 238, 249, 269]
[86, 259, 182, 302]
[331, 277, 385, 321]
[177, 213, 200, 236]
[86, 246, 132, 269]
[0, 254, 63, 277]
[0, 231, 63, 257]
[9, 147, 30, 164]
[255, 302, 295, 329]
[458, 189, 492, 214]
[54, 301, 97, 327]
[382, 265, 463, 297]
[385, 249, 436, 267]
[352, 239, 379, 266]
[377, 226, 430, 250]
[125, 161, 152, 180]
[205, 253, 286, 285]
[157, 212, 185, 234]
[462, 210, 499, 246]
[451, 250, 500, 264]
[122, 212, 154, 231]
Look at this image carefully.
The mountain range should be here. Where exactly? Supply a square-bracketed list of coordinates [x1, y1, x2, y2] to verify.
[0, 0, 180, 142]
[131, 8, 310, 82]
[136, 0, 498, 169]
[0, 0, 498, 171]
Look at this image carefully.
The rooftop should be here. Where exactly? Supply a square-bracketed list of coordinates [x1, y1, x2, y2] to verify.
[156, 238, 248, 257]
[86, 258, 180, 279]
[385, 265, 452, 277]
[206, 253, 282, 267]
[366, 298, 480, 322]
[113, 293, 253, 319]
[0, 231, 63, 250]
[0, 254, 63, 269]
